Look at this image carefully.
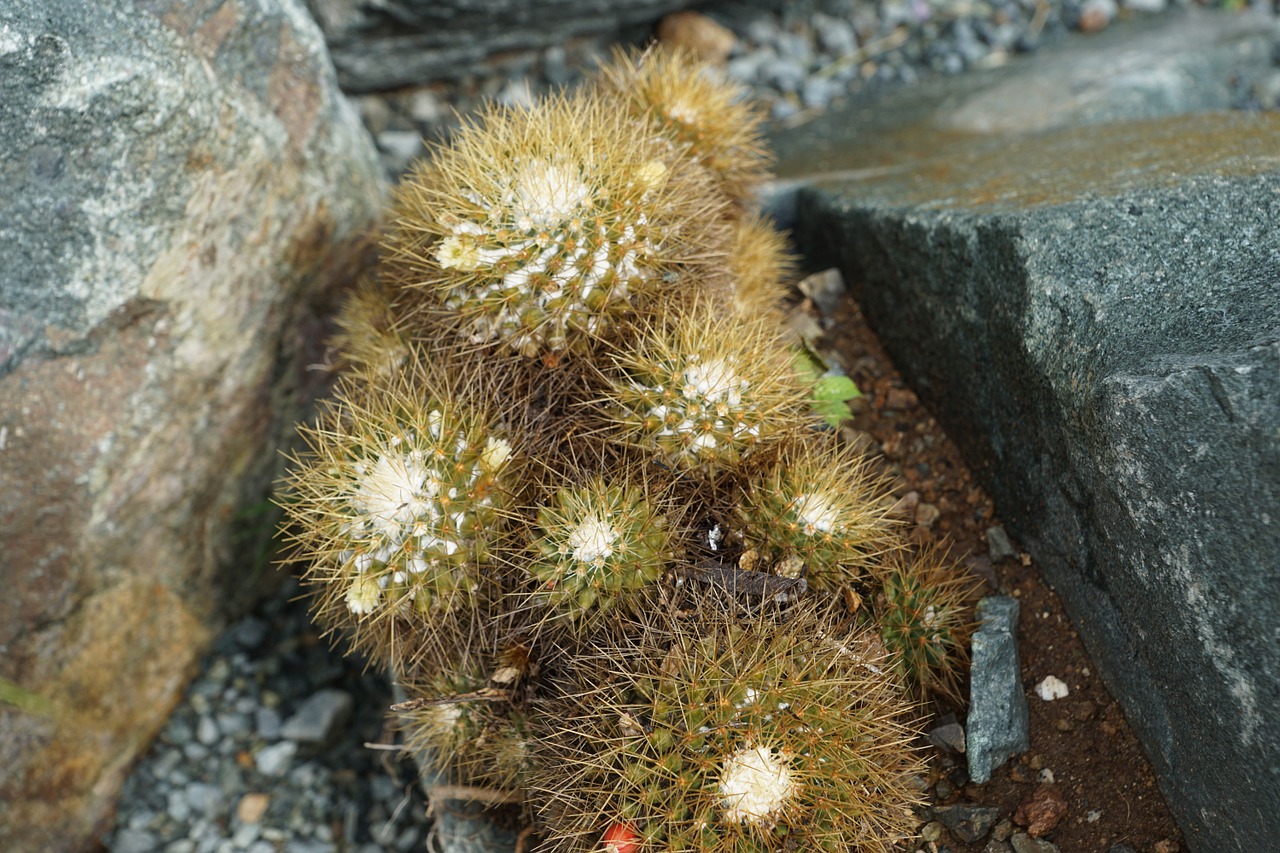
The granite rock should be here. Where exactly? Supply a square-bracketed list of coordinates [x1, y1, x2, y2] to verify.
[775, 8, 1280, 851]
[0, 1, 384, 849]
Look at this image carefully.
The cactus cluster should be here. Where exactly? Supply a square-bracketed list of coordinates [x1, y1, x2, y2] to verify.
[280, 45, 976, 852]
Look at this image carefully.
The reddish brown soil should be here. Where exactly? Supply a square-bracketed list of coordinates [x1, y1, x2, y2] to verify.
[822, 292, 1185, 853]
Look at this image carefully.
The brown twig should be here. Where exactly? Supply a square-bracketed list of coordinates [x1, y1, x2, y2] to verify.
[673, 559, 807, 602]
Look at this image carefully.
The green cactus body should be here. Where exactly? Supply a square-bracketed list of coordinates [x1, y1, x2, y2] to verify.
[400, 661, 534, 789]
[528, 477, 671, 619]
[531, 602, 925, 853]
[282, 373, 515, 632]
[598, 46, 770, 204]
[388, 94, 728, 357]
[608, 303, 807, 475]
[738, 441, 899, 590]
[876, 545, 975, 701]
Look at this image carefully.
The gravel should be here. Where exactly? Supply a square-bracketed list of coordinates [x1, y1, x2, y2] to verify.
[353, 0, 1266, 178]
[104, 577, 433, 852]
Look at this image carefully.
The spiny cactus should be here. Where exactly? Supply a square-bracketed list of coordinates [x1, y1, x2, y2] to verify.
[596, 46, 771, 204]
[604, 299, 810, 474]
[398, 655, 534, 790]
[280, 358, 517, 664]
[529, 596, 926, 853]
[526, 474, 673, 621]
[735, 437, 902, 591]
[384, 92, 729, 358]
[279, 43, 978, 853]
[875, 542, 977, 702]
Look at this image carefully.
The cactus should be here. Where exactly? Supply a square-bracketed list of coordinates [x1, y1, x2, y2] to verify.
[528, 596, 926, 853]
[278, 46, 977, 853]
[604, 299, 810, 475]
[875, 543, 977, 702]
[526, 474, 673, 622]
[279, 357, 517, 666]
[735, 437, 902, 591]
[383, 92, 730, 359]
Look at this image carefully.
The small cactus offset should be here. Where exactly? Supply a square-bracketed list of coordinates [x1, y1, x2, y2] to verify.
[279, 44, 977, 852]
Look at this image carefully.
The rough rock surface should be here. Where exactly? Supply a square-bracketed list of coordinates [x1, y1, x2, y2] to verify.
[774, 9, 1279, 852]
[967, 597, 1029, 784]
[304, 0, 695, 92]
[0, 0, 384, 850]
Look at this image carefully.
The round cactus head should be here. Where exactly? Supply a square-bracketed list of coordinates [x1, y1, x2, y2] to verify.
[726, 213, 797, 319]
[385, 91, 729, 358]
[398, 653, 535, 790]
[606, 300, 809, 475]
[875, 542, 977, 702]
[526, 474, 673, 622]
[329, 274, 412, 379]
[736, 438, 902, 591]
[529, 596, 927, 852]
[595, 45, 771, 203]
[278, 360, 517, 665]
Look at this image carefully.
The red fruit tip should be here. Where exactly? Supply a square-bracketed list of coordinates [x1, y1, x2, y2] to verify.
[601, 821, 641, 853]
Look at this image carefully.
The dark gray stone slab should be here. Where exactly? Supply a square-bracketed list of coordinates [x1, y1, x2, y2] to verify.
[771, 9, 1280, 853]
[304, 0, 692, 92]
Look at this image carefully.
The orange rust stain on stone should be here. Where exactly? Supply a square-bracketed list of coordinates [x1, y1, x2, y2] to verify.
[192, 0, 241, 62]
[268, 24, 321, 157]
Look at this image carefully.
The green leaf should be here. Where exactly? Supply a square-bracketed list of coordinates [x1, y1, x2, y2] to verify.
[0, 676, 54, 716]
[812, 374, 861, 403]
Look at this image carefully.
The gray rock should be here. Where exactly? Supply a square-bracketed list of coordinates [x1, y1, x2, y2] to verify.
[0, 0, 383, 849]
[929, 721, 968, 754]
[197, 716, 221, 747]
[185, 783, 225, 818]
[776, 8, 1280, 851]
[114, 829, 160, 853]
[814, 13, 858, 57]
[227, 617, 269, 650]
[935, 803, 1002, 843]
[307, 0, 693, 92]
[986, 526, 1018, 562]
[166, 790, 191, 823]
[965, 597, 1029, 783]
[281, 689, 354, 745]
[256, 707, 284, 740]
[255, 741, 299, 777]
[1010, 834, 1060, 853]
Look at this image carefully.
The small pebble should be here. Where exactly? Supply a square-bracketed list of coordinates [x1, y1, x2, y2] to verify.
[986, 525, 1018, 562]
[1011, 834, 1060, 853]
[915, 502, 942, 528]
[255, 741, 298, 777]
[237, 793, 271, 824]
[1034, 675, 1070, 701]
[115, 829, 160, 853]
[929, 722, 968, 754]
[934, 803, 1001, 843]
[281, 689, 354, 745]
[1078, 0, 1118, 33]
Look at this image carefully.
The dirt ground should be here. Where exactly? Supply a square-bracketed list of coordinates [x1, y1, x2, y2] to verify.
[816, 286, 1185, 853]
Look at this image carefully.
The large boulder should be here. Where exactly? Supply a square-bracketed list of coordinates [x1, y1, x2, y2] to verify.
[303, 0, 696, 92]
[0, 0, 384, 849]
[772, 9, 1280, 853]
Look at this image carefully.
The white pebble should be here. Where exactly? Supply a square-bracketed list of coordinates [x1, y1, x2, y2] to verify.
[1034, 675, 1070, 701]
